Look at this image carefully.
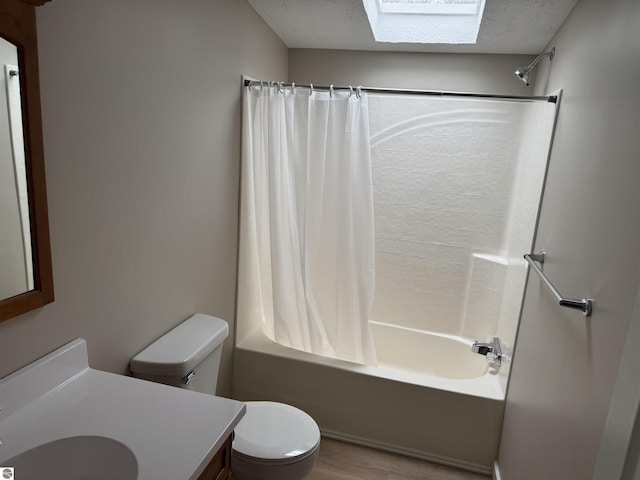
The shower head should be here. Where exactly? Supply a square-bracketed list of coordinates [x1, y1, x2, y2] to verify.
[514, 66, 533, 86]
[515, 47, 555, 86]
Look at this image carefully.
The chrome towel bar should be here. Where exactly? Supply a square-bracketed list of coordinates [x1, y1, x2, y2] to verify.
[524, 252, 593, 316]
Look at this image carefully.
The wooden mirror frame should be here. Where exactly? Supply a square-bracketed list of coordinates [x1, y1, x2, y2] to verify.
[0, 0, 53, 322]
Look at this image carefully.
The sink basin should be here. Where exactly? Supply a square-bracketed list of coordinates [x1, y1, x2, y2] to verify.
[6, 436, 138, 480]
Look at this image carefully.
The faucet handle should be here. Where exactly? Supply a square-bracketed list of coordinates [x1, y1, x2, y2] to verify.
[486, 351, 501, 367]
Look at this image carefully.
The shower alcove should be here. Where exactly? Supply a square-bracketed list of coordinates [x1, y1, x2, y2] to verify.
[234, 84, 559, 473]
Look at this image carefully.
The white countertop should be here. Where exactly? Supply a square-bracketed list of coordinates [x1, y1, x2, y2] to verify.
[0, 339, 245, 479]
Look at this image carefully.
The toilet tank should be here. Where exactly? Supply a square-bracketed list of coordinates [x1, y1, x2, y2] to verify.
[129, 314, 228, 396]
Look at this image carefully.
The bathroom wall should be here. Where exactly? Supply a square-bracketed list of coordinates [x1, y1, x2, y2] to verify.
[289, 49, 535, 96]
[497, 0, 640, 477]
[0, 0, 287, 397]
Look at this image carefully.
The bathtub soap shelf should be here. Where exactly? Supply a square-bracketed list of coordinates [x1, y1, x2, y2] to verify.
[524, 252, 593, 316]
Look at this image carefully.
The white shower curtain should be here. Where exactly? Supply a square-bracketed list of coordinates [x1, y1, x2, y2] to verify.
[239, 83, 377, 366]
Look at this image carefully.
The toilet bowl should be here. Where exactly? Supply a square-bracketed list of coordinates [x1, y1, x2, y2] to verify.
[232, 401, 320, 480]
[129, 314, 320, 480]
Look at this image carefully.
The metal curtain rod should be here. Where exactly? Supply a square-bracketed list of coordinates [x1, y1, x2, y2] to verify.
[243, 79, 557, 103]
[524, 252, 593, 316]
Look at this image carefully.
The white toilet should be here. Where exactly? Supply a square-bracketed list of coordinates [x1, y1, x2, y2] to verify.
[129, 313, 320, 480]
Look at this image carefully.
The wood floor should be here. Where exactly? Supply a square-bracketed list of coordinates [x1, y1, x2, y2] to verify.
[307, 438, 491, 480]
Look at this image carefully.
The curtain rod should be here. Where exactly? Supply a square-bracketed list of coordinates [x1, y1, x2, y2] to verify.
[243, 79, 557, 103]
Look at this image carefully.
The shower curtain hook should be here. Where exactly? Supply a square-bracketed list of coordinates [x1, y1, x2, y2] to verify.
[309, 83, 314, 96]
[356, 86, 363, 98]
[349, 85, 354, 97]
[291, 82, 296, 93]
[278, 81, 284, 94]
[329, 84, 334, 97]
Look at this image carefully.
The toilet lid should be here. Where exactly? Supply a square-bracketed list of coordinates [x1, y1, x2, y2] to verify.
[233, 401, 320, 460]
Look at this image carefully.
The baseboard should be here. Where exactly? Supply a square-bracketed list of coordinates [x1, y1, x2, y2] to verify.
[320, 428, 493, 476]
[493, 460, 503, 480]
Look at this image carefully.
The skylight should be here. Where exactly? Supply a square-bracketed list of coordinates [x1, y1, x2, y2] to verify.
[362, 0, 486, 44]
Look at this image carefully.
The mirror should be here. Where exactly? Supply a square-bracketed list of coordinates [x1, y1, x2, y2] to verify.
[0, 0, 53, 322]
[1, 39, 33, 300]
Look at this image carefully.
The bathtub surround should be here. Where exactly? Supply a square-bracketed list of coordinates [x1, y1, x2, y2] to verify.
[367, 95, 556, 343]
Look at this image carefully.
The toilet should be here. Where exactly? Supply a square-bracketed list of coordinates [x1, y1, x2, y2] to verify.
[129, 313, 320, 480]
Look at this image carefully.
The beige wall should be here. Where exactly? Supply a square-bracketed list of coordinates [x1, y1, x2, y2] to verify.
[0, 0, 287, 397]
[289, 49, 535, 95]
[498, 0, 640, 478]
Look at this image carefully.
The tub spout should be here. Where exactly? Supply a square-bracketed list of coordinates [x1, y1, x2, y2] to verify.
[471, 338, 502, 367]
[471, 342, 493, 355]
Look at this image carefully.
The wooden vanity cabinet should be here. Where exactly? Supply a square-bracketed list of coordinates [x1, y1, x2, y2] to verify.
[197, 435, 233, 480]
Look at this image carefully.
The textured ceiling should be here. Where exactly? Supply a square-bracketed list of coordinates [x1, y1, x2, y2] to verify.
[247, 0, 579, 54]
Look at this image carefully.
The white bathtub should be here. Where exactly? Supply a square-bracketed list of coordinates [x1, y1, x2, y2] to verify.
[371, 321, 491, 380]
[233, 322, 505, 474]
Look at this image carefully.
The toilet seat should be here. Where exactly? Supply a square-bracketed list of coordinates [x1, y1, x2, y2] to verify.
[233, 401, 320, 463]
[232, 447, 318, 466]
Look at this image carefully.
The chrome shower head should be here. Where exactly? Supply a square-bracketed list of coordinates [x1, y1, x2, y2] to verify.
[515, 47, 555, 86]
[515, 66, 532, 86]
